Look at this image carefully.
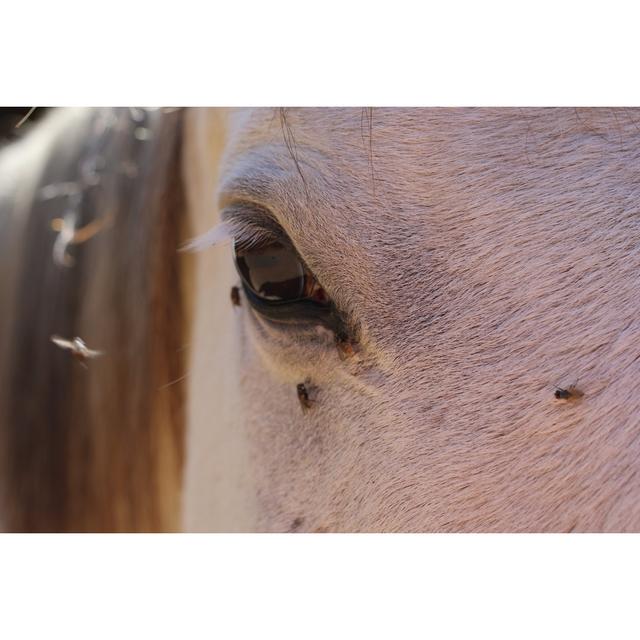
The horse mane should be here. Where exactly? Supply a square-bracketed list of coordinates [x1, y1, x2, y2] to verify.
[0, 108, 189, 531]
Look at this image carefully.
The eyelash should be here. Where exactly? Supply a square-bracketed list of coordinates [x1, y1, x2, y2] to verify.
[224, 217, 281, 252]
[181, 201, 287, 254]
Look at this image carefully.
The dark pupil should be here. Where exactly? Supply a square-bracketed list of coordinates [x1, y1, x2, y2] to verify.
[235, 242, 305, 302]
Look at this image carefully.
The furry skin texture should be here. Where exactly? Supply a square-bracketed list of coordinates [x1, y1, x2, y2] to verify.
[182, 108, 640, 532]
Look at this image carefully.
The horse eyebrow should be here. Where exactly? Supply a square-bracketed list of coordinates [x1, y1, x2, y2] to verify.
[216, 134, 323, 211]
[217, 170, 292, 211]
[220, 198, 278, 224]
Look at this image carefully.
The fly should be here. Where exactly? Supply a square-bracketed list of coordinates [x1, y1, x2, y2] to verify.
[51, 335, 103, 369]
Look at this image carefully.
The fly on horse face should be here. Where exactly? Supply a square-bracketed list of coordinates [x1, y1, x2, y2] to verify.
[0, 107, 638, 532]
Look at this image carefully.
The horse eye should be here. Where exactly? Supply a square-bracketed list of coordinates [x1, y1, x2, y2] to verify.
[233, 240, 330, 307]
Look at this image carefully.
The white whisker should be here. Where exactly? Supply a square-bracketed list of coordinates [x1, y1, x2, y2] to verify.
[159, 372, 190, 390]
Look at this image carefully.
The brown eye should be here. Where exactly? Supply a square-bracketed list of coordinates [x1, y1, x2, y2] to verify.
[233, 240, 330, 307]
[235, 241, 305, 302]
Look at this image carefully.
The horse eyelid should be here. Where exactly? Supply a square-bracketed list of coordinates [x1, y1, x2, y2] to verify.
[221, 201, 290, 243]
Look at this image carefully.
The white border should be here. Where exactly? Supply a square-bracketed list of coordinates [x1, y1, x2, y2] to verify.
[0, 534, 637, 639]
[2, 1, 640, 105]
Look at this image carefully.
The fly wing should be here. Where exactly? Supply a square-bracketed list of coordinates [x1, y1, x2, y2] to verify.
[51, 335, 74, 350]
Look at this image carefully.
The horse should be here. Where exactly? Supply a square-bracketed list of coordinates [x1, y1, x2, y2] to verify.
[0, 107, 638, 532]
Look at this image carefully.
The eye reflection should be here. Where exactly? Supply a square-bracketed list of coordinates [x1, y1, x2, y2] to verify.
[235, 241, 307, 303]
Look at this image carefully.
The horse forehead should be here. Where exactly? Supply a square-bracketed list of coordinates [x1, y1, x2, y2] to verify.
[225, 107, 640, 220]
[226, 108, 512, 167]
[227, 105, 640, 156]
[226, 107, 490, 161]
[223, 107, 637, 214]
